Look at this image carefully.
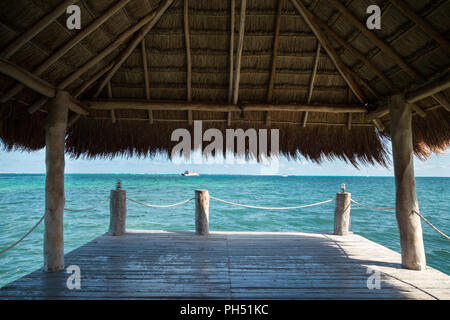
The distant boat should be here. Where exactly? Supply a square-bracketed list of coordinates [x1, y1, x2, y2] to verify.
[181, 170, 199, 177]
[281, 174, 288, 177]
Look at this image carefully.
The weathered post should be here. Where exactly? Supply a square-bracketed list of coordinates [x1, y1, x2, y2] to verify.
[195, 189, 209, 236]
[109, 180, 127, 236]
[389, 93, 426, 270]
[334, 183, 351, 235]
[44, 90, 69, 272]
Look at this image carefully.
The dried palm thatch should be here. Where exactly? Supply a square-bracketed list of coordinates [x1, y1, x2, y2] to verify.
[0, 0, 449, 166]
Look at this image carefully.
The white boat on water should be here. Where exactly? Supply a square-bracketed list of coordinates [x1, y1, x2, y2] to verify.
[181, 170, 199, 176]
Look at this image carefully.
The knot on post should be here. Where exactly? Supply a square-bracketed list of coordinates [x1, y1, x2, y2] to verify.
[334, 184, 351, 236]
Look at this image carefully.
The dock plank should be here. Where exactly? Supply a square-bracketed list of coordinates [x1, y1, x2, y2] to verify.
[1, 230, 449, 299]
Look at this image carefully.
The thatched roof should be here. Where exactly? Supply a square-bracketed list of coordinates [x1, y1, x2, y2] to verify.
[0, 0, 449, 166]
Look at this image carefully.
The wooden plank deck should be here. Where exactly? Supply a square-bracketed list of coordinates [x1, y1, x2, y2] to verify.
[1, 230, 449, 299]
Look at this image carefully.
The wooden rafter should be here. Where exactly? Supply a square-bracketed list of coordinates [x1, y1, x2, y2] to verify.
[85, 100, 367, 113]
[0, 58, 88, 115]
[267, 0, 283, 103]
[232, 0, 247, 105]
[266, 0, 283, 126]
[94, 0, 175, 98]
[73, 62, 114, 98]
[0, 0, 131, 103]
[0, 0, 76, 59]
[141, 39, 153, 124]
[367, 72, 450, 120]
[57, 6, 163, 90]
[184, 0, 193, 124]
[313, 15, 397, 93]
[347, 87, 352, 131]
[290, 0, 367, 105]
[328, 0, 422, 82]
[303, 41, 321, 128]
[227, 0, 236, 125]
[390, 0, 450, 52]
[107, 81, 116, 123]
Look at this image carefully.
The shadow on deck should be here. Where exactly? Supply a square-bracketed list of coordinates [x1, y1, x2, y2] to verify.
[1, 230, 449, 299]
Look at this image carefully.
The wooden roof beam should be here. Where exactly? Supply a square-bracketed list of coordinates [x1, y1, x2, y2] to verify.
[266, 0, 283, 126]
[328, 0, 422, 82]
[1, 0, 131, 103]
[84, 100, 367, 113]
[303, 41, 321, 128]
[313, 15, 397, 93]
[367, 72, 450, 120]
[232, 0, 247, 105]
[107, 81, 116, 123]
[390, 0, 450, 52]
[57, 4, 166, 90]
[141, 39, 153, 124]
[184, 0, 193, 125]
[0, 0, 76, 59]
[227, 0, 236, 125]
[93, 0, 175, 98]
[267, 0, 283, 103]
[290, 0, 367, 105]
[0, 59, 88, 115]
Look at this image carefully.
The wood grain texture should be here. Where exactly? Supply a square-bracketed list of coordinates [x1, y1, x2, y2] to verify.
[1, 230, 448, 299]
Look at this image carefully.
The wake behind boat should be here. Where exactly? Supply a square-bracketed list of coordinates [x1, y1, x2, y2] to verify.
[181, 170, 199, 176]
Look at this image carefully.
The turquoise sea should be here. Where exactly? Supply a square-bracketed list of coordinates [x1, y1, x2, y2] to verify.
[0, 174, 448, 288]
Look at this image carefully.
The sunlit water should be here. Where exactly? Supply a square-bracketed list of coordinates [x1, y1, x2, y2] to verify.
[0, 174, 448, 288]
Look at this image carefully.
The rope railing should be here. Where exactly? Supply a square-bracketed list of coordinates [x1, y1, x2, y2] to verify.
[209, 196, 335, 210]
[64, 197, 110, 212]
[350, 199, 395, 211]
[412, 210, 450, 241]
[351, 198, 449, 241]
[0, 214, 45, 255]
[127, 197, 195, 208]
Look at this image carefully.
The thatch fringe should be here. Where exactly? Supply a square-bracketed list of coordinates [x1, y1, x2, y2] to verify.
[65, 117, 390, 167]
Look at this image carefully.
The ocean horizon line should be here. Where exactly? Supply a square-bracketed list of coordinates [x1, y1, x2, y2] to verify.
[0, 172, 449, 178]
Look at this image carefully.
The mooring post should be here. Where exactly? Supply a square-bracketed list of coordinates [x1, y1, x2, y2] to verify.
[195, 189, 209, 236]
[44, 91, 69, 272]
[109, 180, 127, 236]
[334, 183, 351, 235]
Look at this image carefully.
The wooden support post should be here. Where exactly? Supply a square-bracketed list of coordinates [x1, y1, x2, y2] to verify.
[334, 184, 351, 236]
[44, 91, 69, 272]
[232, 0, 247, 105]
[389, 94, 426, 270]
[109, 181, 127, 236]
[195, 189, 209, 236]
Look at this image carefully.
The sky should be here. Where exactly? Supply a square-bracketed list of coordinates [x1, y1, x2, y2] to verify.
[0, 147, 449, 176]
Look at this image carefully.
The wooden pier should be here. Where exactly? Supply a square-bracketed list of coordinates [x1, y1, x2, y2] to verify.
[1, 230, 449, 300]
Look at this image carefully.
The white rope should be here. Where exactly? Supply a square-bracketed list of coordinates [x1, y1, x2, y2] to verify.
[351, 199, 449, 240]
[210, 196, 335, 210]
[127, 197, 194, 208]
[64, 197, 110, 212]
[351, 199, 395, 211]
[412, 210, 450, 240]
[0, 214, 45, 255]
